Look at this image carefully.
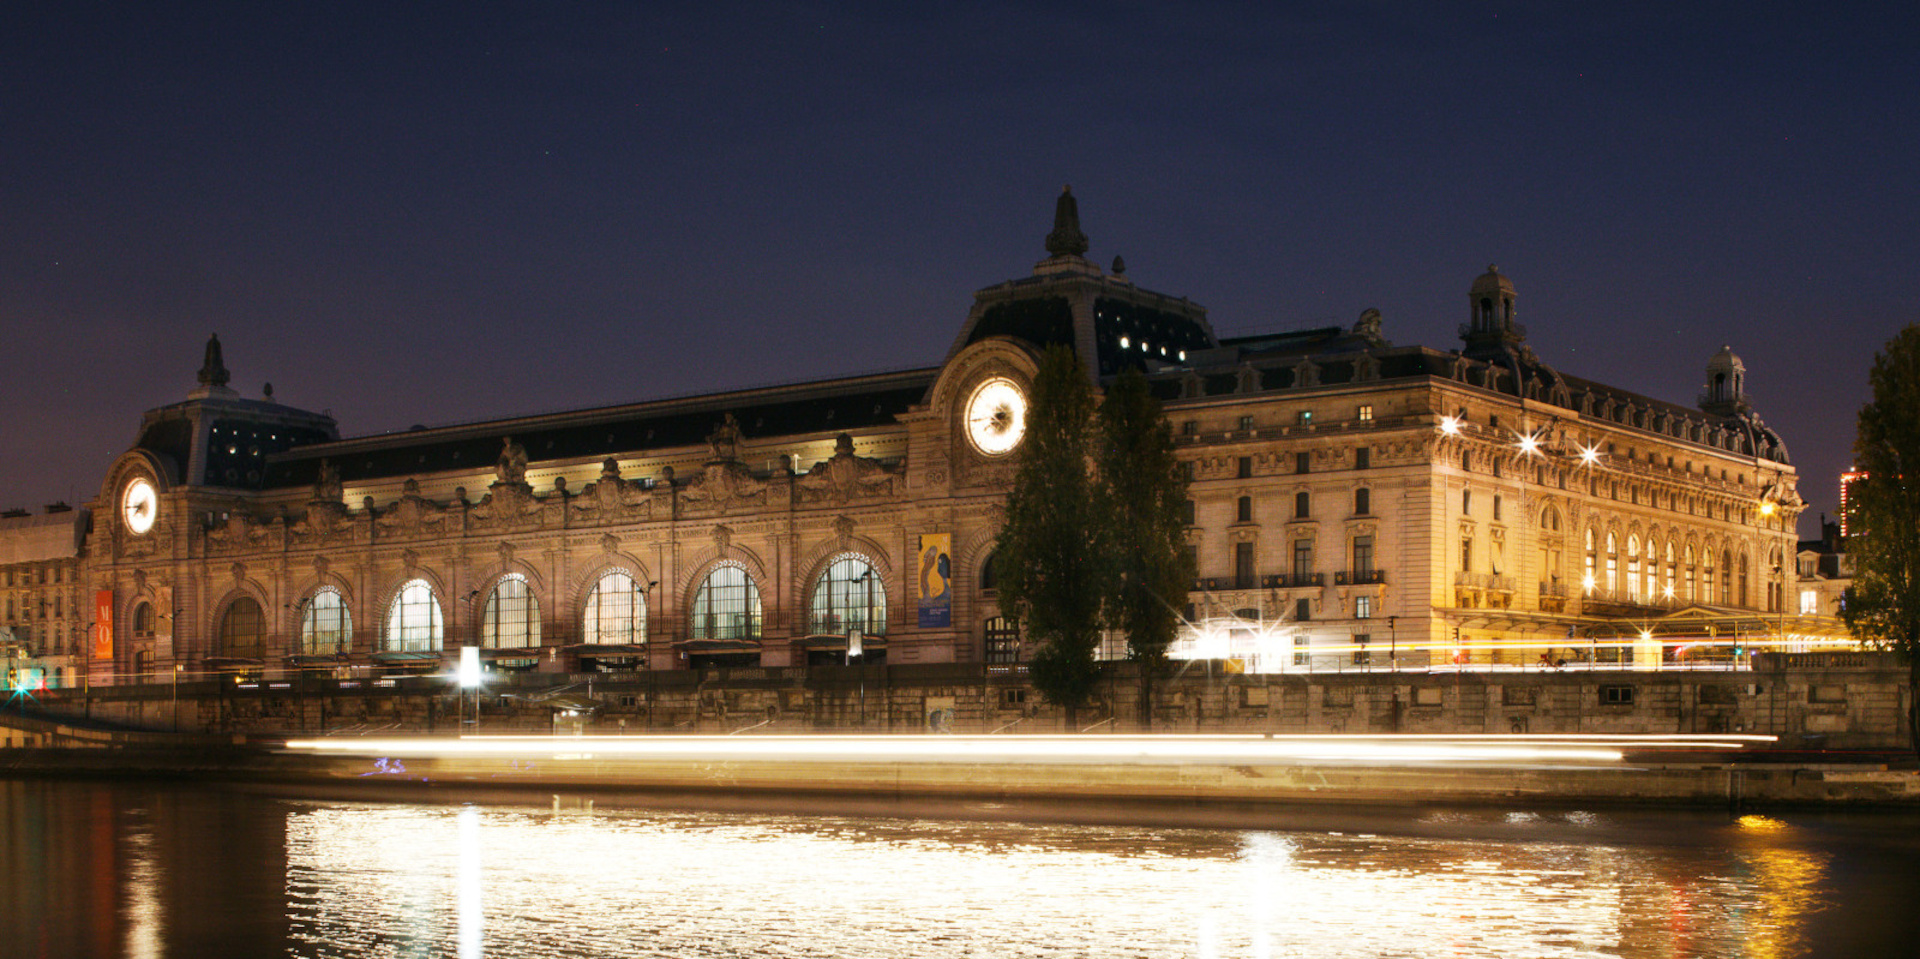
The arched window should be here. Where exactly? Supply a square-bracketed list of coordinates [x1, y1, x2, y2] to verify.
[1606, 533, 1618, 593]
[132, 602, 155, 640]
[980, 551, 998, 592]
[582, 570, 645, 645]
[1684, 546, 1696, 602]
[1626, 536, 1640, 599]
[1584, 529, 1597, 591]
[692, 564, 762, 640]
[1703, 548, 1717, 604]
[983, 615, 1020, 663]
[1721, 550, 1733, 606]
[1643, 538, 1657, 599]
[1737, 552, 1750, 608]
[300, 587, 352, 655]
[810, 555, 887, 636]
[386, 579, 443, 652]
[1541, 506, 1560, 531]
[219, 596, 265, 658]
[482, 574, 542, 648]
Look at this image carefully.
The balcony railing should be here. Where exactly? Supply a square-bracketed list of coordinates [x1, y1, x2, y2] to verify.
[1453, 572, 1515, 591]
[1335, 569, 1386, 586]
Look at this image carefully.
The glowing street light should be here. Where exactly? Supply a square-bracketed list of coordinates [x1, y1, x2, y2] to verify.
[1577, 444, 1601, 466]
[1439, 415, 1461, 436]
[1516, 431, 1541, 455]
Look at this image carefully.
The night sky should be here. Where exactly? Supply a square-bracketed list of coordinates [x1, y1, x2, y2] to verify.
[4, 2, 1914, 536]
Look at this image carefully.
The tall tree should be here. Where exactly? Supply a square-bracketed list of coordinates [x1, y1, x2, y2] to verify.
[1096, 367, 1194, 728]
[995, 344, 1109, 720]
[1843, 324, 1920, 755]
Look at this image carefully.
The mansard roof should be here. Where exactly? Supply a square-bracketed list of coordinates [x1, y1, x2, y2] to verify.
[260, 367, 936, 493]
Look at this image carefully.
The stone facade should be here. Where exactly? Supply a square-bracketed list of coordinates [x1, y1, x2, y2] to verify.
[72, 194, 1821, 686]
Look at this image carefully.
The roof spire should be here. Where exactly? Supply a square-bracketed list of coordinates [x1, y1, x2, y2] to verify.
[1044, 185, 1089, 257]
[197, 333, 230, 390]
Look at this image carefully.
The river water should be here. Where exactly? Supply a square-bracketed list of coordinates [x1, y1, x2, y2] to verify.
[2, 779, 1915, 958]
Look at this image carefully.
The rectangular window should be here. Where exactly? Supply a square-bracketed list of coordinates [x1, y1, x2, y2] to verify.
[1352, 633, 1371, 665]
[1493, 495, 1502, 521]
[1238, 456, 1253, 479]
[1799, 589, 1818, 615]
[1461, 538, 1473, 572]
[1600, 685, 1635, 705]
[1181, 420, 1197, 435]
[1183, 461, 1197, 481]
[1298, 410, 1313, 425]
[1293, 634, 1310, 665]
[1357, 404, 1373, 422]
[1355, 595, 1373, 619]
[1294, 598, 1312, 622]
[1463, 489, 1472, 515]
[1353, 536, 1374, 575]
[1354, 488, 1370, 515]
[1296, 452, 1310, 474]
[1182, 499, 1196, 526]
[1234, 542, 1255, 589]
[1236, 496, 1253, 523]
[1293, 539, 1314, 579]
[1294, 491, 1311, 518]
[1355, 446, 1370, 469]
[1238, 415, 1254, 432]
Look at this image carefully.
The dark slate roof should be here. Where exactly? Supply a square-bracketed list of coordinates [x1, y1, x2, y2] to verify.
[260, 368, 937, 492]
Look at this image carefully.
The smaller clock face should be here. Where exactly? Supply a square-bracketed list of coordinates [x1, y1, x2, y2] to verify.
[965, 377, 1028, 456]
[122, 478, 157, 535]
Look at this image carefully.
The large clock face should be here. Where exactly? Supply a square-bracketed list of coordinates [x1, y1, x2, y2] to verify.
[964, 377, 1028, 456]
[122, 478, 157, 535]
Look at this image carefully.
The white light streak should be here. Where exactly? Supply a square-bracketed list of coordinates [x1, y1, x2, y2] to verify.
[282, 732, 1772, 768]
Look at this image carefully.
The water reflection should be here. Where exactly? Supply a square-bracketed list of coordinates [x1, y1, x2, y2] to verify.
[3, 780, 1913, 958]
[281, 798, 1835, 958]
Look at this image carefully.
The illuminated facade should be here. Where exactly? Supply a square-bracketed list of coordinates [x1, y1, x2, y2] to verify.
[0, 506, 87, 689]
[78, 192, 1816, 683]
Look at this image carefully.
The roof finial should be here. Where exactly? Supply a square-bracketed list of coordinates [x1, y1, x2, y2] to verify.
[1045, 185, 1089, 257]
[197, 333, 230, 389]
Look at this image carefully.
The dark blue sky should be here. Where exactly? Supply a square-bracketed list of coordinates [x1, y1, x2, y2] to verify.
[4, 2, 1914, 536]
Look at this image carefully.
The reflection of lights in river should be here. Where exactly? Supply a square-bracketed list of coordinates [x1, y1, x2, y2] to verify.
[279, 803, 1834, 958]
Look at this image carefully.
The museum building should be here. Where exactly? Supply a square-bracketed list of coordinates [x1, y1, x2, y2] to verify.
[69, 191, 1810, 684]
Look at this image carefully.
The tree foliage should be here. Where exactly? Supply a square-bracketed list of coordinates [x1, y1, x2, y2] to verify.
[1096, 367, 1194, 725]
[994, 345, 1109, 712]
[1842, 323, 1920, 752]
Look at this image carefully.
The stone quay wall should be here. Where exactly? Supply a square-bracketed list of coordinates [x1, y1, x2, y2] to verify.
[21, 653, 1911, 752]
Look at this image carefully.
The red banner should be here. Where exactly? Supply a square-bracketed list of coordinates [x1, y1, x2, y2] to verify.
[93, 590, 113, 661]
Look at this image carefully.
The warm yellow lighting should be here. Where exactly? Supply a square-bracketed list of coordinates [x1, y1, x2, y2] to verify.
[1516, 432, 1540, 455]
[1577, 444, 1600, 465]
[284, 733, 1643, 766]
[1759, 501, 1777, 517]
[1439, 415, 1460, 435]
[1581, 574, 1596, 592]
[1663, 586, 1675, 598]
[1638, 629, 1653, 642]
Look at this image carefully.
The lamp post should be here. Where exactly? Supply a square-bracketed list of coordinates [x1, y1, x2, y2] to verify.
[644, 580, 658, 732]
[849, 570, 874, 727]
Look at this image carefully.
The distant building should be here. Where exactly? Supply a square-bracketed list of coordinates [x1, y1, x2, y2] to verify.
[1839, 468, 1867, 537]
[74, 191, 1822, 683]
[1796, 515, 1852, 621]
[0, 504, 89, 689]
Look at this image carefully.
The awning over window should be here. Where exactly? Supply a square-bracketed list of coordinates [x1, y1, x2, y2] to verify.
[796, 634, 889, 651]
[673, 639, 760, 653]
